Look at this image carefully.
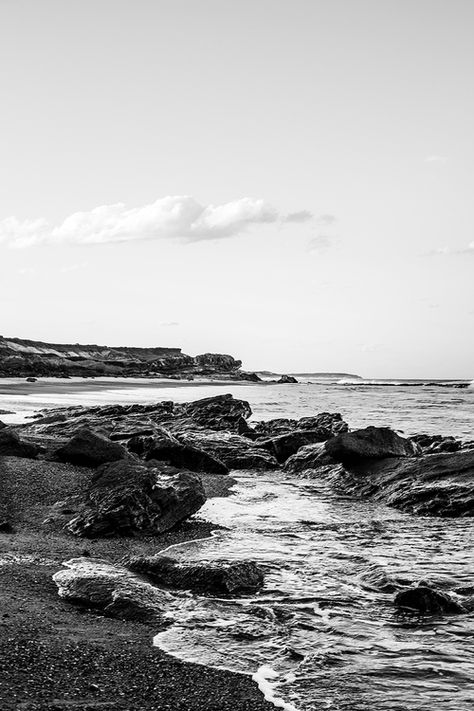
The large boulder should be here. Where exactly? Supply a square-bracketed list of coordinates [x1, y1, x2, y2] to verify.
[66, 460, 206, 537]
[181, 394, 252, 432]
[125, 554, 264, 595]
[55, 427, 130, 467]
[394, 586, 466, 614]
[193, 353, 242, 372]
[325, 427, 418, 462]
[177, 430, 279, 471]
[0, 429, 40, 458]
[128, 427, 228, 475]
[285, 427, 417, 473]
[53, 557, 171, 622]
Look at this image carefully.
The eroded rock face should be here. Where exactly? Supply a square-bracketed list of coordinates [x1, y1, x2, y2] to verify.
[125, 554, 265, 595]
[55, 427, 130, 467]
[66, 461, 206, 537]
[177, 431, 279, 471]
[53, 557, 171, 622]
[410, 433, 462, 454]
[127, 427, 229, 475]
[394, 586, 466, 614]
[0, 429, 40, 458]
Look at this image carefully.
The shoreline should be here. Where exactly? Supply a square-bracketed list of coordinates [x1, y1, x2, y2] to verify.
[0, 456, 271, 710]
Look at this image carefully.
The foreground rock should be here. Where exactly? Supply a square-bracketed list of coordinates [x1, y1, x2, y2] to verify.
[0, 429, 40, 458]
[126, 554, 264, 594]
[252, 412, 348, 437]
[284, 426, 418, 473]
[55, 427, 130, 467]
[177, 430, 279, 470]
[53, 557, 171, 622]
[128, 426, 229, 474]
[257, 429, 331, 463]
[394, 586, 466, 614]
[66, 460, 206, 537]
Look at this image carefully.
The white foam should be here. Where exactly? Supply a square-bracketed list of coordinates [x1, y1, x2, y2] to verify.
[252, 665, 300, 711]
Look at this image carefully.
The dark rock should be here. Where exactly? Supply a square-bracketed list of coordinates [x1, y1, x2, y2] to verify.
[181, 394, 252, 432]
[193, 353, 242, 372]
[0, 420, 6, 430]
[410, 433, 461, 454]
[0, 429, 40, 458]
[394, 586, 466, 614]
[238, 372, 262, 382]
[258, 429, 331, 463]
[126, 555, 264, 594]
[26, 377, 37, 382]
[128, 427, 229, 475]
[253, 413, 348, 438]
[284, 442, 331, 473]
[66, 460, 206, 537]
[324, 427, 419, 462]
[177, 430, 279, 470]
[317, 449, 474, 517]
[55, 427, 130, 467]
[0, 520, 14, 533]
[276, 375, 298, 384]
[53, 557, 171, 622]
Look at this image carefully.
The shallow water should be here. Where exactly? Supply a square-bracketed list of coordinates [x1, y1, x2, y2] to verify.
[155, 473, 474, 711]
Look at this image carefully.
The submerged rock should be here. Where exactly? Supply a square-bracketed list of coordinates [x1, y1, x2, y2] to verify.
[53, 557, 171, 622]
[177, 430, 279, 470]
[128, 427, 229, 474]
[55, 427, 130, 467]
[0, 429, 40, 458]
[125, 554, 264, 594]
[66, 460, 206, 537]
[394, 586, 466, 614]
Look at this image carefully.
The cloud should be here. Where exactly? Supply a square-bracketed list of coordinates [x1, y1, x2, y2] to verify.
[160, 321, 179, 327]
[316, 214, 337, 226]
[308, 235, 333, 254]
[283, 210, 313, 223]
[0, 195, 313, 248]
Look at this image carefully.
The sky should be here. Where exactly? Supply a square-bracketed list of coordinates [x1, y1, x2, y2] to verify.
[0, 0, 473, 378]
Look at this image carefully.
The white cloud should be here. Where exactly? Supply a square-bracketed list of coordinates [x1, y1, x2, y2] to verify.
[427, 242, 474, 256]
[160, 321, 179, 327]
[0, 195, 313, 248]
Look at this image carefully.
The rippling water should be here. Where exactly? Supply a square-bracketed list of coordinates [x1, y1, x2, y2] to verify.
[1, 377, 473, 709]
[155, 473, 474, 711]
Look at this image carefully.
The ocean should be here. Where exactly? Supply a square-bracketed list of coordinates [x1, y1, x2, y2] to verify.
[1, 376, 473, 710]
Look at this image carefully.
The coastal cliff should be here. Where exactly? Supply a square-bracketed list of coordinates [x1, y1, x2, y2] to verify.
[0, 335, 245, 380]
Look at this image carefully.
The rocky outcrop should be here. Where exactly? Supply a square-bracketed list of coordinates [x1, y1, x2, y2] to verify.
[252, 413, 348, 438]
[127, 427, 229, 475]
[53, 557, 171, 622]
[276, 375, 298, 384]
[0, 429, 40, 458]
[284, 427, 418, 473]
[394, 586, 466, 614]
[0, 335, 248, 379]
[125, 554, 264, 594]
[177, 431, 279, 470]
[179, 394, 252, 432]
[55, 428, 130, 467]
[65, 461, 206, 537]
